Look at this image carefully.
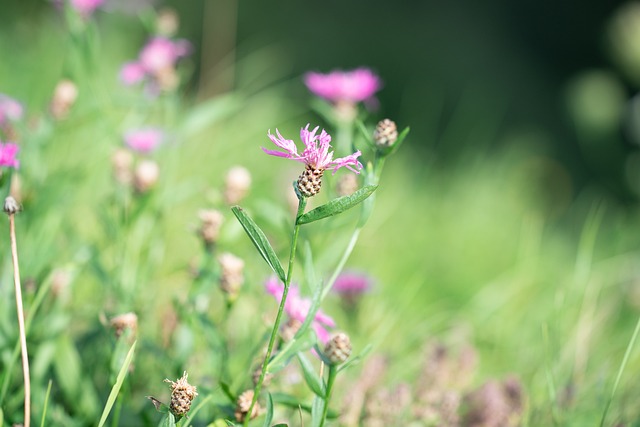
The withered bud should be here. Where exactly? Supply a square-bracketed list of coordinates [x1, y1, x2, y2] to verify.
[112, 148, 134, 185]
[234, 389, 260, 422]
[134, 159, 160, 193]
[324, 332, 352, 365]
[165, 371, 198, 417]
[110, 312, 138, 338]
[280, 318, 302, 342]
[50, 79, 78, 120]
[335, 173, 359, 197]
[218, 252, 244, 297]
[156, 7, 179, 37]
[198, 209, 224, 245]
[3, 196, 20, 215]
[224, 165, 252, 205]
[373, 119, 398, 148]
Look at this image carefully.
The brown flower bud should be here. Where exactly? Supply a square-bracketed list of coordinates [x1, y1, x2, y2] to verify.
[3, 196, 20, 215]
[198, 209, 224, 245]
[112, 148, 134, 185]
[133, 159, 160, 193]
[165, 371, 198, 417]
[297, 165, 324, 198]
[224, 165, 252, 205]
[373, 119, 398, 148]
[324, 332, 352, 365]
[156, 7, 179, 37]
[234, 389, 260, 422]
[110, 312, 138, 338]
[280, 317, 302, 342]
[218, 252, 244, 298]
[50, 79, 78, 120]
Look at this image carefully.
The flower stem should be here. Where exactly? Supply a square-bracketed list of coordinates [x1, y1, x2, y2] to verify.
[318, 365, 338, 427]
[8, 210, 30, 427]
[245, 196, 307, 426]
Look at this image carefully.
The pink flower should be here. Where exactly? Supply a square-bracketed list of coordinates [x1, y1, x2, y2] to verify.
[265, 277, 336, 344]
[0, 94, 23, 126]
[124, 128, 164, 153]
[0, 142, 19, 168]
[119, 62, 146, 85]
[263, 124, 362, 174]
[139, 37, 191, 74]
[304, 68, 381, 103]
[69, 0, 105, 16]
[333, 271, 373, 295]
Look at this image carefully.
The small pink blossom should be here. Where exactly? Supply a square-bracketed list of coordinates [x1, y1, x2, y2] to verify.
[70, 0, 105, 16]
[139, 37, 191, 74]
[263, 124, 362, 174]
[304, 68, 381, 103]
[0, 142, 20, 169]
[119, 62, 146, 85]
[0, 94, 23, 126]
[333, 271, 373, 295]
[265, 277, 335, 344]
[124, 128, 164, 153]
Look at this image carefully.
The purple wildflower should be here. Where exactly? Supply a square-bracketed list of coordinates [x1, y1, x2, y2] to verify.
[69, 0, 105, 16]
[0, 142, 20, 169]
[304, 68, 381, 104]
[119, 62, 146, 85]
[0, 95, 23, 126]
[333, 271, 373, 309]
[263, 124, 362, 174]
[124, 128, 164, 153]
[265, 277, 335, 344]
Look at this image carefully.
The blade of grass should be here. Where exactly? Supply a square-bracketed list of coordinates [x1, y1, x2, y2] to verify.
[39, 380, 52, 427]
[97, 341, 137, 427]
[599, 315, 640, 427]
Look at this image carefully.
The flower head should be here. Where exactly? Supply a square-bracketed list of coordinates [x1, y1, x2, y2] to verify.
[0, 142, 19, 169]
[124, 128, 164, 153]
[265, 277, 335, 344]
[70, 0, 105, 16]
[304, 68, 381, 104]
[139, 37, 191, 74]
[0, 94, 23, 126]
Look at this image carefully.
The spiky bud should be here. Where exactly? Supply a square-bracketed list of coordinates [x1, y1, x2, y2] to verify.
[297, 165, 324, 198]
[198, 209, 224, 245]
[3, 196, 20, 215]
[373, 119, 398, 148]
[164, 371, 198, 417]
[324, 332, 352, 365]
[218, 252, 244, 298]
[110, 312, 138, 339]
[224, 165, 252, 205]
[235, 390, 260, 422]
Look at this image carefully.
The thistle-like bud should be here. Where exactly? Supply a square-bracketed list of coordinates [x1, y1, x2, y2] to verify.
[133, 159, 160, 193]
[280, 317, 302, 342]
[3, 196, 20, 215]
[224, 165, 252, 205]
[335, 173, 359, 197]
[234, 390, 260, 422]
[165, 371, 198, 417]
[297, 165, 324, 198]
[110, 312, 138, 339]
[112, 148, 134, 185]
[156, 7, 179, 37]
[373, 119, 398, 148]
[198, 209, 224, 245]
[218, 252, 245, 298]
[324, 332, 352, 365]
[50, 79, 78, 120]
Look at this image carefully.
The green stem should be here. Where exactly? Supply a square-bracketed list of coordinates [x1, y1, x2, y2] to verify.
[318, 365, 337, 427]
[244, 197, 307, 426]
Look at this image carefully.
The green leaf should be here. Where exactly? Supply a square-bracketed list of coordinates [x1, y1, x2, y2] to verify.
[261, 393, 274, 427]
[310, 395, 326, 427]
[270, 393, 338, 419]
[159, 412, 176, 427]
[297, 185, 378, 225]
[231, 206, 286, 282]
[147, 396, 171, 414]
[267, 328, 316, 372]
[40, 380, 52, 427]
[180, 94, 242, 139]
[98, 341, 137, 427]
[337, 343, 373, 373]
[297, 353, 325, 397]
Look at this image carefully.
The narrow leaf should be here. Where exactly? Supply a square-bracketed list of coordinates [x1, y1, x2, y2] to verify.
[159, 412, 176, 427]
[97, 341, 137, 427]
[310, 395, 326, 427]
[231, 206, 286, 282]
[297, 185, 378, 225]
[261, 393, 274, 427]
[40, 380, 52, 427]
[297, 354, 325, 397]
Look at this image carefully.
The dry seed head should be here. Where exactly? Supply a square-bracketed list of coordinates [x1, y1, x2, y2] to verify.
[324, 332, 352, 365]
[198, 209, 224, 245]
[134, 159, 160, 193]
[165, 371, 198, 417]
[235, 389, 260, 422]
[3, 196, 20, 215]
[224, 165, 252, 204]
[297, 165, 324, 198]
[218, 252, 245, 297]
[110, 312, 138, 338]
[50, 79, 78, 120]
[373, 119, 398, 148]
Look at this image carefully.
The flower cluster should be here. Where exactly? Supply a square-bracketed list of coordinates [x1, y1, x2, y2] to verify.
[120, 37, 191, 92]
[265, 277, 335, 344]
